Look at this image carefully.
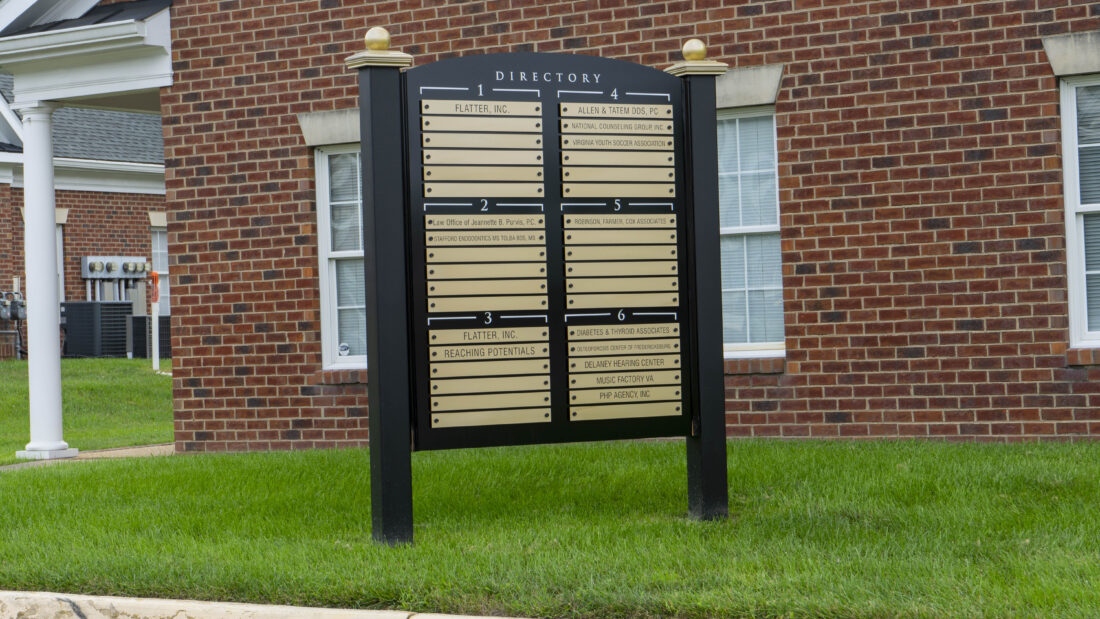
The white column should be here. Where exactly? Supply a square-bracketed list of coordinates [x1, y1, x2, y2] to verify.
[15, 102, 77, 460]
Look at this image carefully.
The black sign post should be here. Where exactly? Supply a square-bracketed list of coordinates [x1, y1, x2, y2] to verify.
[349, 31, 728, 543]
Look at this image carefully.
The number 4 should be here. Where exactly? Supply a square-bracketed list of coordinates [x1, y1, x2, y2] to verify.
[610, 88, 618, 100]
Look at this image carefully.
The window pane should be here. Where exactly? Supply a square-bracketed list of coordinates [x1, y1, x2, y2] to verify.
[335, 259, 364, 307]
[718, 173, 740, 227]
[749, 289, 784, 342]
[738, 115, 774, 171]
[331, 203, 360, 252]
[337, 308, 366, 356]
[1085, 214, 1100, 272]
[329, 153, 359, 203]
[741, 171, 777, 226]
[717, 118, 738, 173]
[746, 233, 782, 288]
[1078, 84, 1100, 144]
[722, 290, 747, 344]
[1079, 146, 1100, 205]
[720, 235, 745, 289]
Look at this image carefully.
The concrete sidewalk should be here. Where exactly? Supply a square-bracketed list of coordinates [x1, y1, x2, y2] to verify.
[0, 443, 174, 472]
[0, 591, 524, 619]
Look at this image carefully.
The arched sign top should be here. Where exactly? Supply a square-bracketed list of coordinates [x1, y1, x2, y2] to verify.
[405, 51, 683, 91]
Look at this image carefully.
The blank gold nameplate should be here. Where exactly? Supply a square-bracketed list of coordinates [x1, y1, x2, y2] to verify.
[567, 323, 680, 340]
[421, 100, 542, 116]
[565, 245, 676, 261]
[560, 119, 673, 134]
[425, 215, 544, 229]
[562, 184, 675, 198]
[561, 135, 674, 150]
[568, 354, 681, 372]
[429, 295, 548, 312]
[430, 359, 550, 378]
[567, 292, 678, 308]
[428, 263, 547, 279]
[569, 385, 682, 405]
[431, 408, 550, 428]
[569, 338, 680, 356]
[429, 279, 547, 296]
[566, 261, 677, 277]
[421, 116, 543, 132]
[565, 230, 676, 245]
[425, 182, 544, 198]
[424, 166, 544, 181]
[422, 133, 543, 149]
[562, 167, 675, 182]
[568, 369, 682, 389]
[425, 150, 543, 165]
[570, 401, 682, 421]
[426, 230, 546, 246]
[561, 151, 674, 166]
[566, 277, 678, 293]
[431, 375, 550, 395]
[563, 214, 675, 229]
[431, 391, 550, 412]
[559, 103, 673, 118]
[429, 326, 548, 345]
[427, 247, 546, 262]
[431, 342, 550, 361]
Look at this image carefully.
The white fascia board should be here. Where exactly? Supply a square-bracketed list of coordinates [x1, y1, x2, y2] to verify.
[0, 160, 15, 184]
[0, 20, 147, 64]
[0, 93, 24, 145]
[11, 157, 165, 195]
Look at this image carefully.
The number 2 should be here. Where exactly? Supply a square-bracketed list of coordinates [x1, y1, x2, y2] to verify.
[480, 199, 488, 211]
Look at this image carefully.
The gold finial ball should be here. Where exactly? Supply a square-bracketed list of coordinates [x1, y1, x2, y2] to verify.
[364, 26, 391, 51]
[682, 38, 707, 61]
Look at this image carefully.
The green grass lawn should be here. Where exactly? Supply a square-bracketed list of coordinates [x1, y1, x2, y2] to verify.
[0, 358, 172, 466]
[1, 440, 1098, 617]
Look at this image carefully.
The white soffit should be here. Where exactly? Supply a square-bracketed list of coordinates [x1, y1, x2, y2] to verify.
[716, 64, 784, 109]
[297, 108, 360, 146]
[12, 158, 165, 195]
[1042, 30, 1100, 76]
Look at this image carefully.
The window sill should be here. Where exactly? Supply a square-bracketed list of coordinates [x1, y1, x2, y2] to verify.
[316, 368, 367, 385]
[1066, 348, 1100, 366]
[724, 356, 785, 375]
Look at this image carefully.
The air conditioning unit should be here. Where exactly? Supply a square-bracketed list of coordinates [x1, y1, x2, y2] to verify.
[62, 302, 131, 357]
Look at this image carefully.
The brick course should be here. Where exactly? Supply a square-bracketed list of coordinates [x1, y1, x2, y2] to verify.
[164, 0, 1100, 450]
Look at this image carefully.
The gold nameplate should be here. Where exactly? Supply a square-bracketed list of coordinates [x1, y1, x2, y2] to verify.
[429, 279, 547, 296]
[566, 277, 678, 293]
[428, 263, 547, 279]
[423, 133, 543, 149]
[570, 401, 682, 421]
[426, 230, 546, 246]
[427, 247, 546, 262]
[562, 167, 675, 182]
[563, 214, 676, 229]
[567, 323, 679, 340]
[431, 391, 551, 412]
[425, 215, 544, 229]
[429, 326, 548, 345]
[569, 385, 682, 405]
[425, 150, 543, 165]
[565, 230, 677, 245]
[421, 116, 543, 132]
[421, 100, 542, 116]
[431, 375, 551, 395]
[424, 166, 544, 181]
[562, 183, 675, 198]
[566, 261, 677, 277]
[431, 408, 550, 428]
[569, 338, 680, 356]
[568, 369, 681, 389]
[429, 295, 548, 312]
[561, 135, 674, 150]
[565, 245, 676, 261]
[568, 354, 681, 372]
[431, 342, 550, 361]
[559, 103, 673, 118]
[425, 182, 544, 198]
[560, 119, 673, 134]
[561, 151, 674, 166]
[567, 292, 678, 308]
[431, 359, 550, 378]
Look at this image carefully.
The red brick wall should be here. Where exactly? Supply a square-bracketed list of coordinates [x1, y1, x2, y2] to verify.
[164, 0, 1100, 449]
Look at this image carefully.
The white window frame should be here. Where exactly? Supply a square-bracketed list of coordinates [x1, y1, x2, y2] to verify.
[316, 144, 367, 369]
[150, 227, 170, 314]
[1063, 75, 1100, 349]
[718, 105, 785, 359]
